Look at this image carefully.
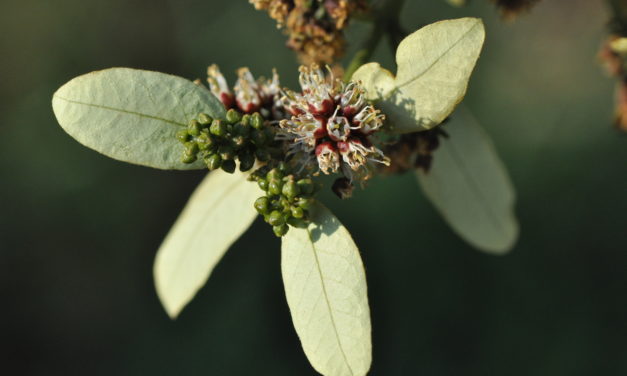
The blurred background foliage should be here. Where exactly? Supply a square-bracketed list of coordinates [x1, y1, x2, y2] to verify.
[1, 0, 626, 375]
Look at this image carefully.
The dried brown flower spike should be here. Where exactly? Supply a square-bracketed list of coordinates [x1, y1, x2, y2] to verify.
[250, 0, 367, 64]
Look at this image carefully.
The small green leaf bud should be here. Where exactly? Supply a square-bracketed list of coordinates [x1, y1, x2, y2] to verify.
[287, 217, 308, 228]
[182, 153, 197, 164]
[239, 152, 255, 172]
[268, 179, 283, 196]
[240, 114, 250, 127]
[210, 119, 227, 137]
[254, 196, 270, 215]
[251, 113, 264, 129]
[196, 133, 214, 151]
[226, 109, 242, 124]
[272, 224, 289, 237]
[188, 120, 202, 136]
[297, 197, 314, 210]
[270, 199, 282, 211]
[221, 159, 236, 173]
[255, 148, 270, 162]
[258, 179, 269, 191]
[198, 113, 213, 126]
[219, 145, 235, 160]
[204, 153, 222, 170]
[267, 168, 283, 181]
[282, 180, 300, 199]
[277, 162, 287, 172]
[291, 206, 304, 219]
[176, 129, 190, 142]
[184, 142, 199, 156]
[279, 197, 291, 212]
[296, 178, 315, 195]
[268, 210, 286, 226]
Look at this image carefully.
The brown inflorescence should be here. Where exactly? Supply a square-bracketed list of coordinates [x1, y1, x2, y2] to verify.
[250, 0, 367, 64]
[380, 126, 449, 175]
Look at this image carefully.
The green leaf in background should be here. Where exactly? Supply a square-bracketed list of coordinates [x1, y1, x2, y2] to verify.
[416, 108, 518, 254]
[352, 18, 485, 133]
[281, 204, 371, 376]
[52, 68, 225, 170]
[154, 170, 260, 318]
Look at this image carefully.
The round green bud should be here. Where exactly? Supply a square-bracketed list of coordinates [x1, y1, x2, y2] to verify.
[251, 129, 267, 145]
[258, 178, 269, 191]
[296, 178, 314, 195]
[254, 196, 270, 215]
[291, 206, 304, 219]
[210, 119, 227, 137]
[268, 179, 283, 196]
[297, 197, 314, 210]
[176, 129, 190, 143]
[250, 113, 264, 129]
[221, 159, 236, 173]
[218, 145, 235, 161]
[267, 168, 283, 181]
[287, 217, 308, 228]
[240, 114, 250, 127]
[184, 141, 199, 156]
[255, 148, 270, 162]
[270, 199, 281, 211]
[272, 224, 289, 237]
[198, 113, 213, 126]
[268, 210, 285, 226]
[182, 153, 197, 164]
[188, 120, 202, 136]
[226, 109, 242, 124]
[279, 197, 291, 212]
[204, 153, 222, 170]
[277, 161, 287, 172]
[282, 180, 300, 199]
[196, 133, 214, 151]
[239, 152, 255, 172]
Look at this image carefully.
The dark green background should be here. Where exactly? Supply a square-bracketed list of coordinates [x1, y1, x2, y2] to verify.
[1, 0, 626, 375]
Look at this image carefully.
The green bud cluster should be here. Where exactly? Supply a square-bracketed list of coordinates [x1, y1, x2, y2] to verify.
[249, 163, 317, 237]
[176, 109, 275, 173]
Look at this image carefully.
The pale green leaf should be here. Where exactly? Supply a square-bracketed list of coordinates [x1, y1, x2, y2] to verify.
[52, 67, 225, 170]
[154, 170, 260, 318]
[281, 204, 371, 376]
[352, 18, 485, 133]
[416, 108, 518, 254]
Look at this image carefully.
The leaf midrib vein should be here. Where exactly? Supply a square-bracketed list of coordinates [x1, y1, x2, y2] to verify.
[391, 22, 480, 92]
[54, 95, 185, 127]
[163, 175, 244, 307]
[306, 228, 355, 376]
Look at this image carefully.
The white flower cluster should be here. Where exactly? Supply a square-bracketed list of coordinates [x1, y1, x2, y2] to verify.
[278, 65, 389, 182]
